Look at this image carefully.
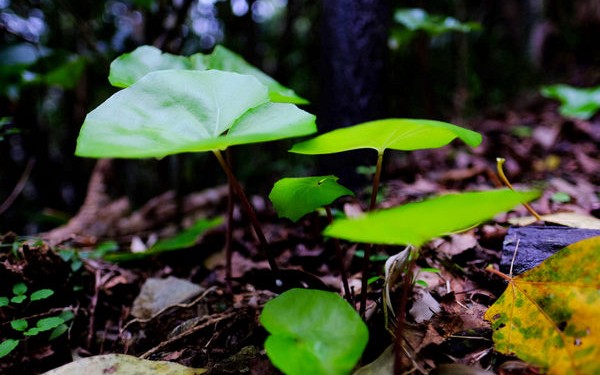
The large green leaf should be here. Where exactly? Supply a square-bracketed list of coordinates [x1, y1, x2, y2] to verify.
[324, 189, 539, 247]
[109, 45, 307, 103]
[108, 46, 200, 88]
[269, 176, 354, 222]
[76, 70, 316, 159]
[260, 288, 368, 375]
[540, 84, 600, 120]
[203, 46, 308, 104]
[104, 217, 223, 261]
[289, 118, 481, 155]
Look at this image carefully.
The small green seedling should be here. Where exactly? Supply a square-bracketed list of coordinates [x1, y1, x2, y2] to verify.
[0, 283, 74, 358]
[260, 288, 368, 375]
[540, 84, 600, 120]
[108, 45, 307, 104]
[269, 175, 353, 222]
[324, 188, 539, 369]
[269, 175, 354, 299]
[76, 49, 317, 271]
[290, 118, 482, 313]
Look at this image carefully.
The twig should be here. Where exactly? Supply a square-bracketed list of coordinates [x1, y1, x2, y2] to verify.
[213, 150, 279, 272]
[140, 311, 236, 359]
[0, 158, 35, 216]
[120, 286, 217, 335]
[496, 158, 542, 220]
[325, 206, 352, 303]
[509, 238, 520, 278]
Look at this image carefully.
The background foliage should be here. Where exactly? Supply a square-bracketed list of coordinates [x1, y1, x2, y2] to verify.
[2, 0, 599, 233]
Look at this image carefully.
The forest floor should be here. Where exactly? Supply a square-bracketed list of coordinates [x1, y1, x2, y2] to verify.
[1, 92, 599, 374]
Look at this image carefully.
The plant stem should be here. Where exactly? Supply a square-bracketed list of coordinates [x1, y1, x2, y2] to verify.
[496, 158, 542, 220]
[369, 152, 384, 211]
[325, 206, 353, 303]
[224, 150, 235, 292]
[213, 150, 279, 272]
[359, 151, 384, 316]
[393, 247, 418, 374]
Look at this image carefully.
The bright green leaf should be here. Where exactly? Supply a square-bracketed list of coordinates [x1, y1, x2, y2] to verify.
[0, 297, 8, 307]
[108, 45, 306, 103]
[10, 295, 27, 304]
[10, 319, 28, 332]
[485, 236, 600, 374]
[30, 289, 54, 302]
[203, 46, 308, 104]
[36, 316, 65, 332]
[269, 176, 354, 222]
[12, 282, 27, 295]
[290, 118, 481, 156]
[0, 339, 19, 358]
[324, 189, 539, 247]
[149, 217, 223, 252]
[260, 288, 368, 375]
[104, 217, 223, 261]
[59, 310, 75, 322]
[109, 46, 195, 88]
[23, 328, 40, 336]
[76, 70, 316, 159]
[49, 324, 69, 340]
[541, 84, 600, 120]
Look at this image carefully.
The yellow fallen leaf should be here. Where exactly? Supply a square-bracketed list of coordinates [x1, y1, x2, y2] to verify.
[508, 212, 600, 230]
[43, 354, 207, 375]
[485, 236, 600, 374]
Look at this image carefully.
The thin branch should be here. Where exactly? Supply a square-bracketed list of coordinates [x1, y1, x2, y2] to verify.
[496, 157, 542, 220]
[0, 159, 35, 216]
[212, 150, 279, 272]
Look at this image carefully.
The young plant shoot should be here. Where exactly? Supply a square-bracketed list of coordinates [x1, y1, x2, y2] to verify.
[269, 175, 354, 299]
[76, 64, 316, 272]
[290, 118, 482, 314]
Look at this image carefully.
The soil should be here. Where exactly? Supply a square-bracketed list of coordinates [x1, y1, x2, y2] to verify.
[1, 94, 599, 374]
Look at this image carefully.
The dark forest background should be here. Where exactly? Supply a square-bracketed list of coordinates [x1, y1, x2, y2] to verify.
[2, 0, 600, 234]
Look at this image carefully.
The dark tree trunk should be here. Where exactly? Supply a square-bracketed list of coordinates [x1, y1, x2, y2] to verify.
[319, 0, 390, 188]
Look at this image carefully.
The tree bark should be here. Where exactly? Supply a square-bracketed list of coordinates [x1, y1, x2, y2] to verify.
[319, 0, 390, 187]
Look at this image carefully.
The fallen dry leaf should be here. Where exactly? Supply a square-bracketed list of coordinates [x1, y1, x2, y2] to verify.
[485, 236, 600, 374]
[508, 212, 600, 230]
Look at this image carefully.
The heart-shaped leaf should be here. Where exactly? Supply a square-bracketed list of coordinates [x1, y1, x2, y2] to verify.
[109, 45, 198, 88]
[324, 189, 539, 247]
[541, 84, 600, 120]
[485, 236, 600, 374]
[290, 118, 481, 156]
[109, 45, 307, 103]
[76, 70, 316, 159]
[269, 176, 354, 222]
[203, 46, 308, 104]
[260, 288, 368, 375]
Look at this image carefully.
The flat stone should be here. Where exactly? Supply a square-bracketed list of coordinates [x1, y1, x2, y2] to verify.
[501, 226, 600, 275]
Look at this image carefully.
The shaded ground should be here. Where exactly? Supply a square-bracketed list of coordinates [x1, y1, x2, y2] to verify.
[1, 93, 599, 374]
